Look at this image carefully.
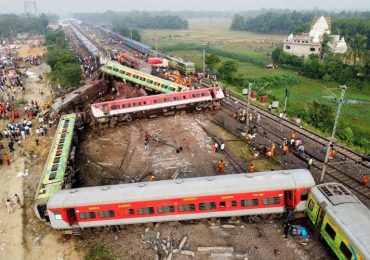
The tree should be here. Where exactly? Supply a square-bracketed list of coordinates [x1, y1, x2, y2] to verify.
[217, 61, 239, 83]
[230, 14, 245, 31]
[271, 46, 283, 64]
[307, 101, 334, 132]
[321, 33, 333, 59]
[348, 34, 367, 66]
[205, 54, 221, 72]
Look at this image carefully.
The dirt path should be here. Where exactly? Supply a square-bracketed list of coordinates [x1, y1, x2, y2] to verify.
[0, 61, 81, 260]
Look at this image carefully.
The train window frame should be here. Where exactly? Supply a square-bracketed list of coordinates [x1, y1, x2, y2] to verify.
[112, 68, 119, 72]
[178, 204, 195, 212]
[110, 105, 120, 110]
[80, 212, 96, 220]
[162, 84, 169, 89]
[262, 197, 281, 205]
[133, 102, 142, 107]
[154, 82, 160, 86]
[301, 192, 309, 201]
[106, 66, 113, 70]
[220, 201, 226, 208]
[231, 200, 238, 207]
[126, 72, 132, 77]
[54, 210, 62, 220]
[241, 199, 259, 207]
[192, 94, 201, 98]
[129, 209, 135, 215]
[132, 75, 139, 79]
[164, 98, 173, 102]
[139, 77, 146, 81]
[138, 207, 155, 215]
[325, 223, 336, 240]
[308, 199, 315, 211]
[173, 96, 183, 101]
[339, 241, 352, 260]
[199, 202, 216, 211]
[99, 210, 115, 218]
[157, 206, 175, 214]
[146, 79, 153, 84]
[123, 103, 131, 108]
[168, 87, 176, 92]
[118, 70, 125, 74]
[153, 99, 163, 104]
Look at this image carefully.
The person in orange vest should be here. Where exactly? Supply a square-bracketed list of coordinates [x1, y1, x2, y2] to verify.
[362, 174, 369, 188]
[270, 143, 276, 155]
[248, 163, 254, 173]
[266, 149, 272, 158]
[218, 160, 224, 175]
[149, 174, 156, 181]
[282, 144, 288, 155]
[4, 153, 10, 166]
[290, 131, 297, 140]
[329, 148, 336, 160]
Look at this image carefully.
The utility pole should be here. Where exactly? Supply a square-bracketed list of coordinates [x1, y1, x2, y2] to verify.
[320, 85, 347, 183]
[202, 49, 206, 73]
[246, 83, 252, 130]
[283, 88, 289, 115]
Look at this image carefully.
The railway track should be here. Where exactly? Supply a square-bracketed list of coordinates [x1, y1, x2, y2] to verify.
[220, 99, 370, 204]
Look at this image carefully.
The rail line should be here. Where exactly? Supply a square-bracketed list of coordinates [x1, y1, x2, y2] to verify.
[220, 99, 370, 204]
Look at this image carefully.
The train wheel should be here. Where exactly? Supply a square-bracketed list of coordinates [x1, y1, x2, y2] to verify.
[125, 114, 133, 122]
[196, 105, 202, 111]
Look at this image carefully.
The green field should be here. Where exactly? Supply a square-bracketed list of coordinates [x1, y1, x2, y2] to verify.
[141, 19, 370, 153]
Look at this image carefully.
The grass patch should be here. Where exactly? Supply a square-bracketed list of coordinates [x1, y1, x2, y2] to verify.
[85, 245, 115, 260]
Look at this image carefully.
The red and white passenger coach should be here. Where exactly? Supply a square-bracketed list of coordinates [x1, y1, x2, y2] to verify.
[90, 87, 224, 122]
[47, 169, 315, 232]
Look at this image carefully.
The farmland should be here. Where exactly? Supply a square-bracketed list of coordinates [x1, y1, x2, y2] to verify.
[142, 18, 370, 153]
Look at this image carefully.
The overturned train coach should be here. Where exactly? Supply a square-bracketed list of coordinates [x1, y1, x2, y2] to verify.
[91, 87, 225, 124]
[47, 169, 314, 234]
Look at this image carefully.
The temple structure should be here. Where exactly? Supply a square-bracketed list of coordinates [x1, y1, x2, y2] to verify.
[283, 16, 348, 57]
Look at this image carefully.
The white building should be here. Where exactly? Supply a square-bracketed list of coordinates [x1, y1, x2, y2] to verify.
[283, 16, 347, 58]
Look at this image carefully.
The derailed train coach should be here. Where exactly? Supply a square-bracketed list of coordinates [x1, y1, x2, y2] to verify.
[46, 169, 314, 234]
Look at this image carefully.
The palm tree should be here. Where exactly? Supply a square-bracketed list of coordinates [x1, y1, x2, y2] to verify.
[349, 34, 367, 67]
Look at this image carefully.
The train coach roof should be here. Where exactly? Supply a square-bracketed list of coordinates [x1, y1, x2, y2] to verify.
[311, 184, 370, 258]
[48, 169, 314, 208]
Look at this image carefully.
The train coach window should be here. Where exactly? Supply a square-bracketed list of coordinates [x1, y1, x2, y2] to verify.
[262, 197, 281, 205]
[138, 207, 155, 215]
[219, 201, 226, 208]
[339, 242, 352, 260]
[99, 210, 115, 218]
[153, 99, 163, 104]
[106, 66, 113, 70]
[110, 105, 120, 110]
[118, 70, 125, 74]
[133, 102, 142, 107]
[123, 103, 131, 108]
[162, 84, 169, 89]
[80, 212, 96, 220]
[231, 201, 238, 207]
[164, 98, 173, 102]
[173, 96, 183, 101]
[132, 75, 139, 79]
[113, 68, 119, 72]
[199, 202, 216, 210]
[129, 209, 135, 215]
[308, 199, 315, 211]
[146, 79, 153, 84]
[301, 192, 308, 201]
[178, 204, 195, 212]
[168, 87, 176, 92]
[241, 199, 258, 207]
[192, 94, 201, 98]
[126, 72, 132, 77]
[158, 206, 175, 214]
[325, 223, 336, 240]
[139, 77, 146, 81]
[154, 82, 160, 86]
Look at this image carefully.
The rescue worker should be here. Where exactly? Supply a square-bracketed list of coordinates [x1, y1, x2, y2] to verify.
[218, 160, 224, 175]
[212, 143, 216, 153]
[307, 158, 313, 169]
[270, 143, 275, 155]
[149, 174, 156, 181]
[329, 148, 336, 160]
[266, 149, 272, 158]
[4, 153, 10, 166]
[215, 142, 219, 153]
[282, 144, 288, 155]
[290, 131, 297, 140]
[362, 174, 369, 188]
[220, 142, 225, 154]
[5, 199, 13, 213]
[248, 163, 254, 173]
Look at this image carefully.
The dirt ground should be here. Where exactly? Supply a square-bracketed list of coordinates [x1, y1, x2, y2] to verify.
[16, 45, 46, 58]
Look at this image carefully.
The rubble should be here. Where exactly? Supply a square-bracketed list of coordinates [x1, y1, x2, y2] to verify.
[180, 250, 195, 257]
[178, 236, 188, 250]
[197, 246, 234, 253]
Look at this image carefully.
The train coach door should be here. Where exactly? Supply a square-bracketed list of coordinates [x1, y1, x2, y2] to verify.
[66, 208, 77, 225]
[284, 190, 294, 208]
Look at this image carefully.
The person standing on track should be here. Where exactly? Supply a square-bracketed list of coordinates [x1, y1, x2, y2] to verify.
[307, 158, 313, 169]
[282, 144, 288, 155]
[5, 199, 13, 213]
[362, 174, 369, 188]
[220, 142, 225, 154]
[270, 143, 275, 155]
[218, 160, 224, 175]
